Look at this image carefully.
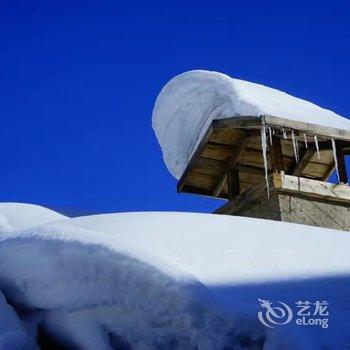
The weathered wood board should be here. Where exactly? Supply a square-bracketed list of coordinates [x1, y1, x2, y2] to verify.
[177, 115, 350, 199]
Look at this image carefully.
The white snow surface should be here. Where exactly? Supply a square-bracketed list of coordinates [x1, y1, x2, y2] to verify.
[152, 70, 350, 178]
[0, 203, 350, 349]
[0, 202, 66, 233]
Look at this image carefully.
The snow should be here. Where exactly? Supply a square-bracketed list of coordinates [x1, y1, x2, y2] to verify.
[0, 203, 350, 349]
[152, 70, 350, 178]
[260, 127, 270, 197]
[0, 202, 66, 233]
[0, 291, 38, 350]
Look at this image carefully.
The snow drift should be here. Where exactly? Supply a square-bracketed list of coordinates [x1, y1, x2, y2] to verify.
[152, 70, 350, 179]
[1, 203, 350, 349]
[0, 202, 66, 233]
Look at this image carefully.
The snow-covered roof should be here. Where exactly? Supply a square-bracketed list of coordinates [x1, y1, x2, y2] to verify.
[1, 203, 350, 348]
[152, 70, 350, 179]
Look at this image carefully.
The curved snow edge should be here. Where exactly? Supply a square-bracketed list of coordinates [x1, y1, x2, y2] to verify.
[152, 70, 350, 178]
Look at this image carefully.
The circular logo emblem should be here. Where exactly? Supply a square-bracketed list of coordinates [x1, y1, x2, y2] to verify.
[258, 298, 293, 328]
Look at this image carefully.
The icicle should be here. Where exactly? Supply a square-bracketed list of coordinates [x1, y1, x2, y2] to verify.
[303, 133, 308, 149]
[291, 130, 299, 163]
[261, 126, 270, 198]
[331, 138, 341, 184]
[314, 135, 321, 159]
[282, 128, 287, 140]
[268, 127, 273, 145]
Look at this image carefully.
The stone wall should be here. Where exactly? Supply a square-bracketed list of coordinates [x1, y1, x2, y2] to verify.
[232, 193, 350, 231]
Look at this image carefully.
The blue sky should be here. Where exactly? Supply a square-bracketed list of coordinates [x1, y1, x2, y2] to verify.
[0, 0, 349, 216]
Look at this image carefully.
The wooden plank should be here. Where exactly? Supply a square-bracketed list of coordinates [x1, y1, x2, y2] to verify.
[270, 136, 284, 173]
[214, 176, 274, 215]
[280, 139, 299, 158]
[322, 162, 335, 181]
[336, 147, 348, 184]
[212, 116, 262, 130]
[292, 148, 316, 177]
[239, 172, 264, 186]
[213, 115, 350, 142]
[186, 172, 217, 192]
[239, 148, 295, 169]
[335, 140, 350, 151]
[215, 173, 350, 215]
[236, 164, 265, 175]
[309, 150, 333, 165]
[177, 125, 214, 193]
[203, 142, 285, 162]
[209, 128, 246, 146]
[203, 136, 262, 160]
[281, 139, 332, 160]
[191, 157, 225, 176]
[201, 143, 235, 161]
[227, 168, 240, 200]
[263, 115, 350, 142]
[238, 148, 270, 168]
[179, 115, 350, 199]
[181, 185, 227, 199]
[245, 135, 266, 150]
[278, 174, 350, 203]
[213, 131, 252, 197]
[189, 158, 265, 182]
[220, 180, 253, 198]
[302, 162, 330, 179]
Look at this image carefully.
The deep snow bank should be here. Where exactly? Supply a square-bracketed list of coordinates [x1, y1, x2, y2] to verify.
[1, 205, 350, 349]
[0, 202, 66, 233]
[0, 290, 38, 350]
[152, 70, 350, 178]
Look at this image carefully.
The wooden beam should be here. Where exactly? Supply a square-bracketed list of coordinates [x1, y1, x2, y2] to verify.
[290, 141, 333, 178]
[336, 147, 348, 184]
[213, 132, 252, 197]
[263, 115, 350, 142]
[333, 140, 350, 152]
[179, 115, 350, 199]
[213, 115, 350, 142]
[227, 167, 240, 200]
[214, 173, 350, 215]
[322, 162, 335, 181]
[181, 184, 228, 199]
[212, 116, 262, 130]
[214, 175, 276, 215]
[236, 164, 265, 175]
[177, 125, 214, 193]
[279, 174, 350, 203]
[322, 141, 348, 184]
[270, 136, 284, 173]
[292, 148, 316, 177]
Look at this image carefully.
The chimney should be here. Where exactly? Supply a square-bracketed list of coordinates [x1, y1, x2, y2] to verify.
[177, 115, 350, 231]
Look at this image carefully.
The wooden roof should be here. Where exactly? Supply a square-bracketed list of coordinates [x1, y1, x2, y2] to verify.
[177, 115, 350, 200]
